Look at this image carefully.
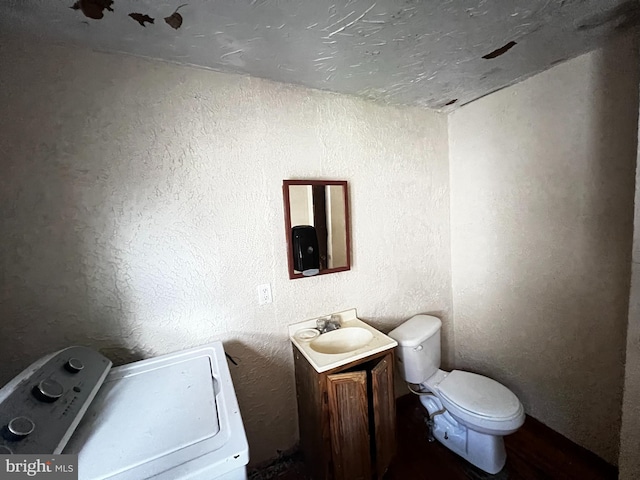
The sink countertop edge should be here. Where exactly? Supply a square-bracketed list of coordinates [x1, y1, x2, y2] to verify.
[289, 314, 398, 373]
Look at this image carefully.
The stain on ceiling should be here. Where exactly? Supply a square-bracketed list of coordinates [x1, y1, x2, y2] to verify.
[1, 0, 638, 110]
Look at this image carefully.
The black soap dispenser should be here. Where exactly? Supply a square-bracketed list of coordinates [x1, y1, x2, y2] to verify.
[292, 225, 320, 276]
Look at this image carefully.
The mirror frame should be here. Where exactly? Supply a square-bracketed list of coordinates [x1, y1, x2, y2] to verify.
[282, 180, 351, 279]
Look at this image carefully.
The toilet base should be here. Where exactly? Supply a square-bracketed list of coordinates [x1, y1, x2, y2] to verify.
[420, 395, 507, 474]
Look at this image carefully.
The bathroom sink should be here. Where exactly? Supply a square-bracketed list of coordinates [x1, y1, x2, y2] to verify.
[288, 309, 398, 373]
[309, 327, 374, 354]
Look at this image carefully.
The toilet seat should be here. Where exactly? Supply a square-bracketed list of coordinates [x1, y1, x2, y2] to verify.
[434, 370, 525, 435]
[437, 370, 521, 418]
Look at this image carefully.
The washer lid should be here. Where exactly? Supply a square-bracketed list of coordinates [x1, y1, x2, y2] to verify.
[436, 370, 521, 419]
[66, 350, 222, 479]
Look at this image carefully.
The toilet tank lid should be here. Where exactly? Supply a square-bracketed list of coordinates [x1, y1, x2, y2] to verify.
[388, 315, 442, 347]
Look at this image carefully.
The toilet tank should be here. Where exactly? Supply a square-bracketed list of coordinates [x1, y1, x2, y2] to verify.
[388, 315, 442, 384]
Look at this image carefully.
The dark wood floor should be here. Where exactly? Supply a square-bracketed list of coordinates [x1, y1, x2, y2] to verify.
[250, 394, 617, 480]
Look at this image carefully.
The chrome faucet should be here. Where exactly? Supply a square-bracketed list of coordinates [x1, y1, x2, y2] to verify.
[316, 315, 341, 333]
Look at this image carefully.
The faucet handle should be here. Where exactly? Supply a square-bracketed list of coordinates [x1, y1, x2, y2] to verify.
[316, 317, 328, 331]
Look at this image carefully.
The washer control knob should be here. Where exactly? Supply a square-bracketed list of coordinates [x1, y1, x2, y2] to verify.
[7, 417, 35, 439]
[33, 379, 64, 402]
[65, 358, 84, 373]
[0, 445, 12, 454]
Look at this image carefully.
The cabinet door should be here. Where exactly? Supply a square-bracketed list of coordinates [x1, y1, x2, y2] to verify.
[326, 371, 371, 480]
[371, 354, 396, 479]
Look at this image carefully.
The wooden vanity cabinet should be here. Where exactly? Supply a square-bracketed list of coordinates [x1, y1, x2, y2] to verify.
[293, 347, 396, 480]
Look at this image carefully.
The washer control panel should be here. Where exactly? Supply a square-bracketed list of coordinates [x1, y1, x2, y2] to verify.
[0, 346, 112, 454]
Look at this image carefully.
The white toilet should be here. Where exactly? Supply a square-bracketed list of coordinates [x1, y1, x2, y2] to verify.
[388, 315, 525, 474]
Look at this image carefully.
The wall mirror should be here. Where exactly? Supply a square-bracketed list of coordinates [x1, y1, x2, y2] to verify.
[282, 180, 351, 279]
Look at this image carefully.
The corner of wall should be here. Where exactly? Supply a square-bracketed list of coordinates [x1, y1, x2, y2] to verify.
[618, 36, 640, 473]
[444, 109, 457, 369]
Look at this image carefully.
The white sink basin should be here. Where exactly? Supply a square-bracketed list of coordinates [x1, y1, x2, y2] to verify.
[309, 327, 374, 354]
[288, 309, 398, 373]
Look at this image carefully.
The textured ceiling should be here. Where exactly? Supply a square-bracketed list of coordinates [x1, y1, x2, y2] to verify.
[1, 0, 638, 110]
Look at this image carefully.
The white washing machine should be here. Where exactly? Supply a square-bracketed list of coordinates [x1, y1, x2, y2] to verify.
[0, 342, 249, 480]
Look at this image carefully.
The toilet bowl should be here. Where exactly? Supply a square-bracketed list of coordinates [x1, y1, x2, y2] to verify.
[388, 315, 525, 474]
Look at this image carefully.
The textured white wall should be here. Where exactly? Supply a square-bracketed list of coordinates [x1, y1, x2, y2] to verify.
[449, 33, 639, 465]
[619, 101, 640, 478]
[0, 35, 452, 465]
